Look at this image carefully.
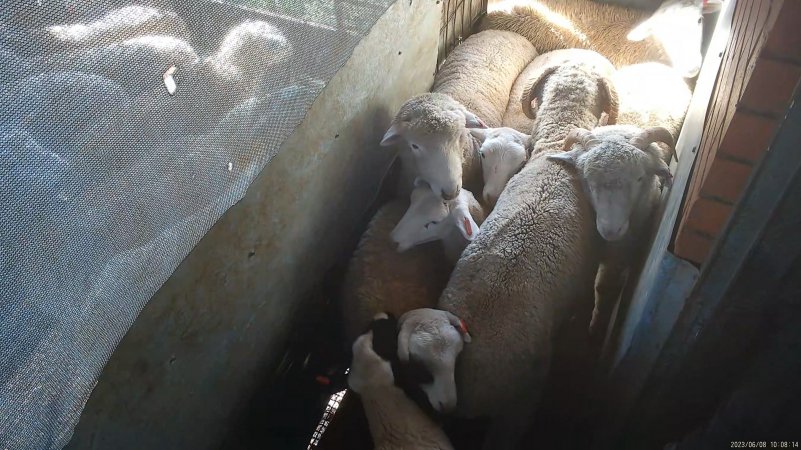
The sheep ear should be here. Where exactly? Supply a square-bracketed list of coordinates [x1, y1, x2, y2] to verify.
[598, 77, 619, 125]
[469, 128, 488, 145]
[396, 316, 413, 362]
[444, 311, 472, 343]
[652, 159, 674, 188]
[627, 20, 653, 41]
[521, 65, 558, 119]
[464, 111, 487, 129]
[454, 206, 479, 241]
[547, 148, 581, 167]
[380, 122, 404, 146]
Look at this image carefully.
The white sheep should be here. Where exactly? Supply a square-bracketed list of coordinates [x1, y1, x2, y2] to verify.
[31, 35, 200, 95]
[391, 182, 487, 264]
[627, 0, 704, 78]
[43, 5, 189, 50]
[341, 184, 487, 344]
[432, 30, 537, 128]
[348, 323, 455, 450]
[503, 49, 616, 133]
[205, 20, 292, 85]
[396, 61, 619, 450]
[478, 0, 704, 78]
[467, 127, 532, 207]
[548, 125, 674, 336]
[1, 71, 132, 157]
[613, 62, 692, 142]
[380, 93, 486, 201]
[120, 20, 293, 146]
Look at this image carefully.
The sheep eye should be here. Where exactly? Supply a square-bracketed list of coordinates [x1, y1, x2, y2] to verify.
[411, 144, 420, 150]
[697, 17, 703, 23]
[424, 220, 439, 229]
[480, 151, 485, 159]
[637, 176, 644, 182]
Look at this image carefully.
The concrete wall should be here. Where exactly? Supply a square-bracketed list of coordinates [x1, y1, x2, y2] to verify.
[66, 1, 441, 448]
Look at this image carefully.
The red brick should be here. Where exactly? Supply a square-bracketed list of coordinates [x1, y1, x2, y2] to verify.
[700, 159, 754, 203]
[684, 197, 734, 237]
[718, 111, 778, 163]
[674, 227, 714, 266]
[740, 58, 801, 117]
[764, 0, 801, 63]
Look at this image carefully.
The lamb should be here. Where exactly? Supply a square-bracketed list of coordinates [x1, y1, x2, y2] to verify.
[391, 182, 487, 264]
[380, 93, 486, 201]
[613, 62, 692, 142]
[341, 184, 486, 344]
[467, 127, 532, 207]
[396, 61, 619, 449]
[478, 0, 703, 78]
[432, 30, 537, 128]
[547, 125, 675, 337]
[348, 320, 454, 450]
[503, 49, 615, 133]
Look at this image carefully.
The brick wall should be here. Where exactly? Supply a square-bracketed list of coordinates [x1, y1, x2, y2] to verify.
[673, 0, 801, 266]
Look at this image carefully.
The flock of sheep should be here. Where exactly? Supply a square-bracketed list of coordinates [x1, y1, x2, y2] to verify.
[340, 1, 700, 449]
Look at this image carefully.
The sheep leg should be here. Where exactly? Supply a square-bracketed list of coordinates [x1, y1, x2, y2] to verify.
[482, 406, 535, 450]
[590, 260, 629, 342]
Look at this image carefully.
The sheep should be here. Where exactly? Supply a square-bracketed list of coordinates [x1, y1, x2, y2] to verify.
[503, 49, 615, 133]
[391, 183, 487, 264]
[116, 20, 293, 147]
[0, 71, 133, 163]
[478, 0, 703, 78]
[432, 30, 537, 128]
[380, 93, 487, 201]
[30, 35, 200, 95]
[396, 61, 619, 450]
[547, 125, 674, 337]
[341, 183, 487, 344]
[626, 0, 704, 78]
[42, 5, 189, 51]
[613, 62, 692, 142]
[205, 20, 293, 86]
[466, 127, 532, 207]
[348, 320, 455, 450]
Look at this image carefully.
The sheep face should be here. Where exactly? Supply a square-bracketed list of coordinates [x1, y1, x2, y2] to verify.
[391, 184, 479, 252]
[549, 127, 673, 241]
[382, 93, 487, 201]
[469, 127, 529, 206]
[348, 330, 395, 394]
[397, 309, 472, 413]
[628, 0, 704, 78]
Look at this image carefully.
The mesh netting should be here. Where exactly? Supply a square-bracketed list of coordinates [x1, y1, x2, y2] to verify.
[0, 1, 393, 448]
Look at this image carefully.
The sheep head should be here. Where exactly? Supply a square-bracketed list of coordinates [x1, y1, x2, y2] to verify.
[381, 93, 486, 201]
[391, 181, 480, 252]
[548, 126, 674, 241]
[469, 127, 530, 207]
[397, 308, 472, 413]
[521, 63, 619, 125]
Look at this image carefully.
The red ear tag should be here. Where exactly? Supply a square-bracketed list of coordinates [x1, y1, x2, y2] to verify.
[463, 217, 473, 237]
[458, 319, 469, 335]
[315, 375, 331, 386]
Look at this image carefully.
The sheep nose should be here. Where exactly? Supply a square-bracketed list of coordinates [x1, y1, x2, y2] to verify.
[442, 188, 460, 201]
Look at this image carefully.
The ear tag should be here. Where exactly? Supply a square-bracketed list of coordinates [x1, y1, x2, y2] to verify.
[458, 319, 469, 335]
[463, 216, 473, 237]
